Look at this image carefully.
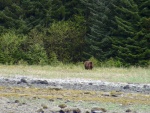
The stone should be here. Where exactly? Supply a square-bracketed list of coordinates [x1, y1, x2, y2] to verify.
[72, 108, 81, 113]
[37, 108, 44, 113]
[20, 78, 28, 83]
[123, 85, 130, 89]
[58, 104, 67, 109]
[14, 100, 20, 103]
[91, 107, 107, 113]
[125, 109, 132, 112]
[32, 80, 48, 84]
[41, 104, 48, 109]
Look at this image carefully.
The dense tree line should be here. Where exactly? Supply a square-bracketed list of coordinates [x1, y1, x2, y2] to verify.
[0, 0, 149, 66]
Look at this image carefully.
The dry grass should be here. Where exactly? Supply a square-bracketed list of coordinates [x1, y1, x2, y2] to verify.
[0, 64, 150, 83]
[0, 86, 150, 105]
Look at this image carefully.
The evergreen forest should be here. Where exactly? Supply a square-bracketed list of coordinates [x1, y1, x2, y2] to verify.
[0, 0, 150, 67]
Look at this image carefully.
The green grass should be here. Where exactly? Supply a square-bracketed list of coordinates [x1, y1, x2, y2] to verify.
[0, 64, 150, 83]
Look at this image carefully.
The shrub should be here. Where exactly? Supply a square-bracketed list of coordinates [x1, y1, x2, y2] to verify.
[0, 31, 26, 64]
[100, 58, 123, 67]
[89, 56, 100, 67]
[44, 20, 85, 63]
[49, 52, 60, 66]
[27, 43, 48, 65]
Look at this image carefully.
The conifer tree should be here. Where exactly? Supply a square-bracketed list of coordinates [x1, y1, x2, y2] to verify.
[82, 0, 115, 61]
[51, 0, 65, 21]
[21, 0, 52, 32]
[51, 0, 85, 21]
[135, 0, 150, 65]
[0, 0, 24, 33]
[112, 0, 150, 66]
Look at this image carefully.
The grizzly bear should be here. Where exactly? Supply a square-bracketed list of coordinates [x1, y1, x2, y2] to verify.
[84, 61, 93, 70]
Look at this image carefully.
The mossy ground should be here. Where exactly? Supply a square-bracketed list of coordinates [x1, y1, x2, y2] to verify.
[0, 86, 150, 112]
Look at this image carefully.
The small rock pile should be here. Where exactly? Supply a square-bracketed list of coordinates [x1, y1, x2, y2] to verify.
[0, 76, 149, 94]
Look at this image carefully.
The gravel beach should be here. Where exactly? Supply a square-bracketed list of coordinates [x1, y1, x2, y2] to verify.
[0, 76, 150, 113]
[0, 76, 150, 94]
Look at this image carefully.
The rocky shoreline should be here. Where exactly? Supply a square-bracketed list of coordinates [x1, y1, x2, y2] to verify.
[0, 76, 150, 113]
[0, 76, 150, 94]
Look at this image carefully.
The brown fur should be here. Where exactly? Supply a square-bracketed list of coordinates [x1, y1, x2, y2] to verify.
[84, 61, 93, 70]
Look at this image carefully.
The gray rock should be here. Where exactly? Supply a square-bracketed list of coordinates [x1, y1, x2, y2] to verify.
[21, 78, 28, 83]
[31, 80, 48, 84]
[0, 77, 150, 94]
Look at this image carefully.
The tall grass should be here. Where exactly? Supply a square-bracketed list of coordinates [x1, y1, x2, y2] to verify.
[0, 64, 149, 83]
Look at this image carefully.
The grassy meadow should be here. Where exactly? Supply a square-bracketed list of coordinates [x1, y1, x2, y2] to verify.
[0, 64, 150, 84]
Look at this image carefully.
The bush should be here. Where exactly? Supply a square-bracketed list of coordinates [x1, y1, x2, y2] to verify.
[100, 58, 123, 67]
[17, 59, 28, 65]
[49, 52, 60, 66]
[0, 31, 26, 64]
[89, 56, 100, 67]
[27, 43, 48, 65]
[44, 20, 86, 63]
